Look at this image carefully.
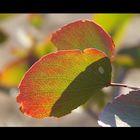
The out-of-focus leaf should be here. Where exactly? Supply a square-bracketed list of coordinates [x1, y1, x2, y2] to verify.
[17, 48, 112, 119]
[93, 14, 133, 47]
[91, 91, 107, 110]
[98, 90, 140, 127]
[84, 90, 111, 111]
[34, 38, 57, 58]
[0, 29, 8, 44]
[28, 14, 44, 29]
[0, 14, 16, 21]
[10, 47, 29, 58]
[0, 59, 28, 87]
[50, 20, 115, 60]
[115, 46, 140, 68]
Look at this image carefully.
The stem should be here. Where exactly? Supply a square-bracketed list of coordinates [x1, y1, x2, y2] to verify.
[109, 83, 140, 90]
[112, 68, 128, 98]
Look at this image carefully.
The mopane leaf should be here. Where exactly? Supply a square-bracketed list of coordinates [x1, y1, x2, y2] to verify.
[0, 59, 28, 87]
[98, 90, 140, 127]
[17, 48, 112, 118]
[50, 20, 115, 59]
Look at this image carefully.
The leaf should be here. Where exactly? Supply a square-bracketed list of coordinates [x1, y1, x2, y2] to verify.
[0, 14, 16, 21]
[17, 48, 112, 118]
[28, 14, 44, 29]
[115, 46, 140, 68]
[90, 90, 107, 110]
[10, 47, 29, 58]
[84, 90, 111, 111]
[50, 20, 115, 60]
[93, 14, 133, 47]
[34, 37, 57, 58]
[0, 59, 28, 87]
[0, 29, 8, 44]
[98, 90, 140, 127]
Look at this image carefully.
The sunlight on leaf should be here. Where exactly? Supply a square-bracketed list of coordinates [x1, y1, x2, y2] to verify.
[17, 48, 112, 118]
[50, 20, 115, 60]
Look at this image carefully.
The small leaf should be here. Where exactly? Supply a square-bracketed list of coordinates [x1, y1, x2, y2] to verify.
[93, 14, 133, 47]
[17, 48, 112, 118]
[0, 14, 16, 21]
[0, 29, 8, 44]
[34, 37, 57, 58]
[50, 20, 115, 59]
[84, 90, 111, 111]
[10, 47, 29, 58]
[115, 46, 140, 68]
[98, 90, 140, 127]
[28, 14, 44, 29]
[0, 59, 28, 87]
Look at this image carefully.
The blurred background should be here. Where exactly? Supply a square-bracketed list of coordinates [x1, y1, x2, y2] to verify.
[0, 14, 140, 127]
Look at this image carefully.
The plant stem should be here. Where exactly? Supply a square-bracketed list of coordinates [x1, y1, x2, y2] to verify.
[109, 83, 140, 90]
[112, 67, 128, 98]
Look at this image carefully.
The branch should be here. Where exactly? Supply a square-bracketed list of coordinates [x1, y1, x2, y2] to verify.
[112, 68, 128, 97]
[109, 83, 140, 90]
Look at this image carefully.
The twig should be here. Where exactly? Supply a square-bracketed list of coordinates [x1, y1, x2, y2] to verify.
[112, 68, 128, 98]
[109, 83, 140, 90]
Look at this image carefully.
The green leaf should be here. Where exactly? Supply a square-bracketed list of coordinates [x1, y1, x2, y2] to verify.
[0, 14, 16, 21]
[34, 38, 57, 58]
[0, 29, 8, 44]
[84, 90, 111, 111]
[17, 48, 112, 118]
[98, 90, 140, 127]
[115, 46, 140, 68]
[93, 14, 133, 47]
[28, 14, 44, 29]
[0, 59, 28, 87]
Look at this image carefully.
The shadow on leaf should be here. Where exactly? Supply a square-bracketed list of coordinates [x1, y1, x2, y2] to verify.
[50, 57, 111, 117]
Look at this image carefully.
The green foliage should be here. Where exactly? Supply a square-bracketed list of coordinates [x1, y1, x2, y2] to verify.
[0, 59, 28, 87]
[93, 14, 133, 47]
[115, 46, 140, 68]
[0, 14, 16, 21]
[0, 29, 8, 44]
[84, 90, 111, 111]
[28, 14, 44, 29]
